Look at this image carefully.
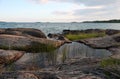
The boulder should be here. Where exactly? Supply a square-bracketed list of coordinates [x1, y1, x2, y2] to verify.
[48, 33, 71, 43]
[0, 28, 46, 38]
[48, 33, 60, 39]
[0, 34, 64, 48]
[0, 49, 24, 66]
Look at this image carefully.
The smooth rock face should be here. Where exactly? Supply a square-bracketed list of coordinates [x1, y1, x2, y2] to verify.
[0, 49, 24, 66]
[0, 28, 47, 38]
[78, 34, 120, 49]
[0, 35, 31, 47]
[0, 34, 64, 48]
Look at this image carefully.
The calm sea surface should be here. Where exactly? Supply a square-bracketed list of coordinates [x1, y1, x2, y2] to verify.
[0, 23, 120, 35]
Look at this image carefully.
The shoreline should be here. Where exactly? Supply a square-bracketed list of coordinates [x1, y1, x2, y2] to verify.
[0, 28, 120, 79]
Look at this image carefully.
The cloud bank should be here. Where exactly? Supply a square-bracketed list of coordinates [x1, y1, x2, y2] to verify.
[23, 0, 120, 21]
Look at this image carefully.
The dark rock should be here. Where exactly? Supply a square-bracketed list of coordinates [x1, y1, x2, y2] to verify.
[48, 33, 71, 43]
[113, 36, 120, 42]
[105, 29, 120, 35]
[48, 33, 60, 39]
[58, 36, 65, 40]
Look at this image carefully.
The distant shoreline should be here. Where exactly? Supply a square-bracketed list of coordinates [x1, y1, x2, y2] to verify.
[1, 19, 120, 23]
[82, 19, 120, 23]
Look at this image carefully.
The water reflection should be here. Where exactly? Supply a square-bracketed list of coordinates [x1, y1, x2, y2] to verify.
[12, 42, 111, 70]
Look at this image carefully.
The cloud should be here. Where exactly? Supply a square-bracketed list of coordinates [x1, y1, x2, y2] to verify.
[27, 0, 120, 21]
[74, 1, 120, 15]
[29, 0, 119, 5]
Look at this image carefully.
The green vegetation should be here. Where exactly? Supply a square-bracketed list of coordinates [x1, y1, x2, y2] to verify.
[65, 32, 106, 41]
[0, 42, 56, 53]
[83, 19, 120, 23]
[100, 58, 120, 68]
[100, 58, 120, 78]
[25, 42, 56, 53]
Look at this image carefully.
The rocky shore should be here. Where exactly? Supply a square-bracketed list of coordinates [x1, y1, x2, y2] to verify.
[0, 28, 120, 79]
[0, 28, 65, 48]
[77, 33, 120, 59]
[48, 29, 120, 58]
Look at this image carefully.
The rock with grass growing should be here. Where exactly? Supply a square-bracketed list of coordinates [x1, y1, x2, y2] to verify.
[0, 34, 64, 52]
[78, 33, 120, 49]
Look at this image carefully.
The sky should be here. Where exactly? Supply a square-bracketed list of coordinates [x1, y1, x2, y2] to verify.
[0, 0, 120, 22]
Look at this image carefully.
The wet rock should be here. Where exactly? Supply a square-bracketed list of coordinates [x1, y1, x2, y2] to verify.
[0, 28, 46, 38]
[0, 49, 24, 66]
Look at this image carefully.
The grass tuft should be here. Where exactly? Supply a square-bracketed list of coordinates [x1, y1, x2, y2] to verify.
[100, 58, 120, 68]
[0, 42, 56, 53]
[65, 32, 106, 41]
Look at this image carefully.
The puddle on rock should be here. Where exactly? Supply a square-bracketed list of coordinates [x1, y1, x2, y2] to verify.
[6, 42, 112, 71]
